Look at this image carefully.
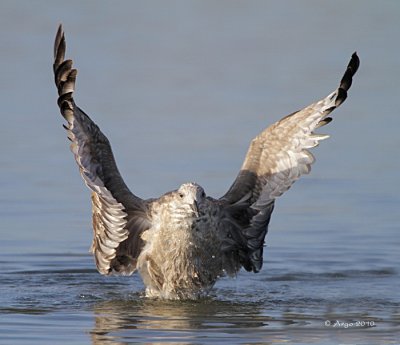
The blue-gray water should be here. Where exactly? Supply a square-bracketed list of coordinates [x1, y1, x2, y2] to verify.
[1, 1, 399, 344]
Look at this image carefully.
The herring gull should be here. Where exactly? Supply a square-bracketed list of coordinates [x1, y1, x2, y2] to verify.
[53, 25, 359, 299]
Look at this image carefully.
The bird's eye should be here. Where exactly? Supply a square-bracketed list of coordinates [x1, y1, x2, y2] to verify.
[201, 191, 206, 198]
[179, 192, 184, 198]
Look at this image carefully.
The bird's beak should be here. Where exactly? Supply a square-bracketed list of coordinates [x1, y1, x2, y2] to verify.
[191, 200, 199, 217]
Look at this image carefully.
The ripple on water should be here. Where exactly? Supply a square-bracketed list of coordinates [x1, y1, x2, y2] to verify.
[265, 268, 397, 281]
[0, 252, 399, 344]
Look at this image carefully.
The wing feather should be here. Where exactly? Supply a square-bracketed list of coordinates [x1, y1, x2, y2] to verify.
[53, 25, 151, 276]
[220, 53, 360, 272]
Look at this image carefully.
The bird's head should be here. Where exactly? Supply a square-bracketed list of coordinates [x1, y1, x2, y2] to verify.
[175, 182, 206, 217]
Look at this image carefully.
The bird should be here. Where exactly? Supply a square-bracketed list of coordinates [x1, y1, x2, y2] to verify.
[53, 24, 359, 300]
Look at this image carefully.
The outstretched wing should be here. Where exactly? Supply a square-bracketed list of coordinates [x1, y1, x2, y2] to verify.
[219, 53, 360, 272]
[53, 25, 151, 276]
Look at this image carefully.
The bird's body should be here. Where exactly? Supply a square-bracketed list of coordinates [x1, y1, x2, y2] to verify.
[53, 25, 359, 299]
[137, 184, 227, 299]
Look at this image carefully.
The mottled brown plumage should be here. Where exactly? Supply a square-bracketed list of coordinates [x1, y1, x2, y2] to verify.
[53, 25, 359, 299]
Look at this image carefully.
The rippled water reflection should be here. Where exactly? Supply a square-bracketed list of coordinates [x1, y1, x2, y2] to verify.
[1, 250, 399, 344]
[1, 1, 399, 344]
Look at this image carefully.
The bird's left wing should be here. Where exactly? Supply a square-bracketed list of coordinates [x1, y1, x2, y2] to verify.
[218, 53, 360, 273]
[54, 25, 152, 275]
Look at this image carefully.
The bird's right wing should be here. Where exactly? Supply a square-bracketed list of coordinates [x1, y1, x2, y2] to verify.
[219, 53, 360, 272]
[54, 25, 152, 276]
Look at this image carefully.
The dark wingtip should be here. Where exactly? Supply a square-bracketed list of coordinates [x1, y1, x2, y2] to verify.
[339, 52, 360, 92]
[53, 24, 77, 119]
[335, 52, 360, 106]
[351, 52, 360, 72]
[316, 116, 333, 129]
[54, 24, 65, 62]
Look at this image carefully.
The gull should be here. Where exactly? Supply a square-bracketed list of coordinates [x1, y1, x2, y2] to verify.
[53, 25, 359, 299]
